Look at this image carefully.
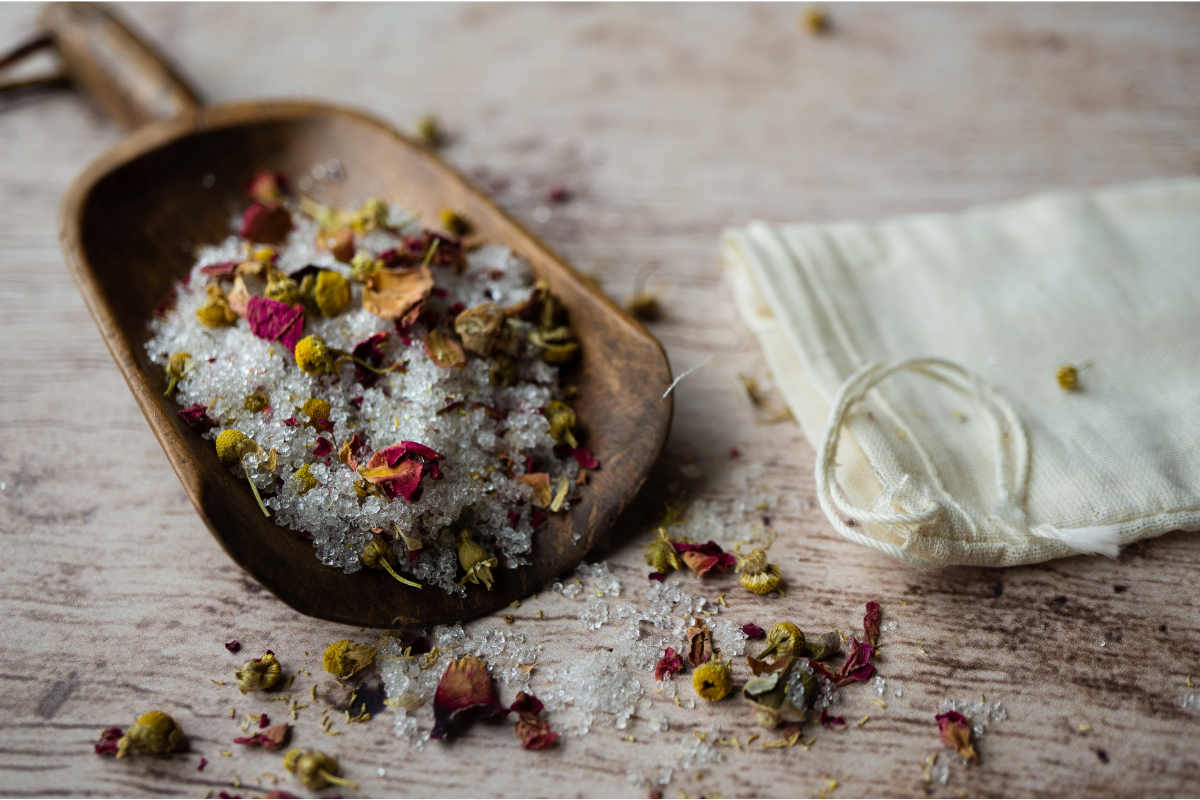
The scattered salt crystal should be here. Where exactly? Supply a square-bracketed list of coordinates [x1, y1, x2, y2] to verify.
[872, 675, 887, 697]
[881, 620, 898, 632]
[1176, 693, 1200, 711]
[933, 757, 950, 785]
[579, 599, 609, 630]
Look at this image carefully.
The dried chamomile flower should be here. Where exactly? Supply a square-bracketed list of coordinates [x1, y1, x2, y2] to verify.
[164, 352, 193, 397]
[313, 270, 352, 317]
[627, 290, 661, 322]
[804, 6, 831, 34]
[414, 114, 442, 147]
[528, 326, 580, 365]
[692, 660, 734, 701]
[301, 398, 330, 423]
[236, 651, 282, 694]
[457, 528, 498, 590]
[737, 548, 782, 595]
[490, 353, 518, 388]
[758, 622, 805, 660]
[264, 269, 303, 307]
[322, 640, 378, 680]
[283, 748, 358, 790]
[351, 199, 390, 235]
[544, 400, 578, 447]
[115, 711, 187, 758]
[196, 283, 237, 328]
[643, 527, 682, 574]
[349, 250, 385, 282]
[216, 429, 260, 465]
[244, 391, 270, 412]
[292, 464, 317, 496]
[1056, 364, 1079, 391]
[294, 335, 338, 375]
[439, 209, 470, 237]
[360, 534, 421, 589]
[455, 302, 506, 357]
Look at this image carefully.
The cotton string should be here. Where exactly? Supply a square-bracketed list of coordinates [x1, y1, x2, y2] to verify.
[661, 330, 763, 401]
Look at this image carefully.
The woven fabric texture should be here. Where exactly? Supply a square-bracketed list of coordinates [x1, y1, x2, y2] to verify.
[723, 179, 1200, 567]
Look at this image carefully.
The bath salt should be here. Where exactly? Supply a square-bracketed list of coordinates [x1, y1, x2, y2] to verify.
[147, 175, 586, 595]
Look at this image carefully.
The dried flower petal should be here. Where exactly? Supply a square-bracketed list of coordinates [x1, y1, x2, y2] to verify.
[95, 726, 122, 755]
[196, 283, 238, 328]
[338, 433, 366, 471]
[322, 640, 378, 679]
[179, 403, 216, 430]
[864, 601, 882, 647]
[454, 302, 506, 356]
[655, 647, 685, 681]
[359, 441, 444, 502]
[672, 541, 736, 573]
[362, 266, 433, 324]
[116, 711, 187, 758]
[312, 437, 333, 458]
[164, 352, 193, 397]
[936, 711, 980, 765]
[571, 447, 599, 469]
[648, 572, 666, 582]
[834, 635, 876, 687]
[240, 202, 293, 245]
[819, 709, 846, 728]
[200, 260, 239, 278]
[225, 640, 241, 653]
[235, 651, 282, 694]
[457, 529, 498, 590]
[431, 656, 506, 739]
[693, 660, 734, 701]
[247, 171, 288, 203]
[233, 723, 291, 751]
[316, 227, 355, 262]
[742, 623, 766, 640]
[246, 296, 305, 353]
[424, 329, 467, 368]
[643, 527, 682, 573]
[513, 713, 559, 750]
[517, 472, 553, 508]
[283, 748, 357, 790]
[687, 619, 714, 667]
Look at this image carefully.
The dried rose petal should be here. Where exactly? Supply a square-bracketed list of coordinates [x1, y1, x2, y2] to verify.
[571, 448, 599, 469]
[509, 691, 544, 717]
[312, 437, 333, 458]
[225, 640, 241, 653]
[742, 623, 766, 640]
[936, 711, 980, 765]
[197, 757, 207, 771]
[687, 621, 713, 667]
[648, 571, 666, 582]
[654, 648, 685, 681]
[431, 656, 506, 739]
[179, 403, 215, 430]
[240, 202, 293, 245]
[671, 541, 736, 572]
[362, 266, 434, 324]
[233, 723, 290, 750]
[338, 433, 367, 472]
[246, 171, 288, 202]
[200, 261, 239, 277]
[424, 329, 467, 369]
[246, 296, 305, 353]
[680, 550, 720, 576]
[94, 726, 122, 756]
[360, 441, 444, 502]
[351, 332, 390, 382]
[258, 713, 269, 729]
[514, 713, 559, 750]
[864, 601, 881, 647]
[819, 709, 846, 728]
[517, 473, 553, 508]
[834, 635, 876, 687]
[263, 792, 297, 799]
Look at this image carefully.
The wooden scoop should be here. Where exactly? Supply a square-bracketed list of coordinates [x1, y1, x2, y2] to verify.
[43, 3, 672, 628]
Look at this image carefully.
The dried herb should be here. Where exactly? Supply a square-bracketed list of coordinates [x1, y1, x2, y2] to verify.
[457, 529, 498, 590]
[240, 202, 293, 245]
[361, 266, 434, 324]
[692, 660, 733, 701]
[115, 711, 187, 758]
[490, 353, 517, 387]
[864, 601, 882, 647]
[687, 619, 714, 667]
[323, 640, 378, 679]
[246, 296, 305, 353]
[235, 651, 282, 693]
[424, 329, 467, 368]
[431, 656, 507, 739]
[758, 622, 805, 661]
[742, 657, 811, 728]
[804, 6, 830, 34]
[936, 711, 980, 765]
[517, 472, 553, 508]
[414, 114, 442, 147]
[643, 527, 682, 574]
[247, 171, 288, 203]
[233, 723, 291, 750]
[301, 397, 330, 424]
[454, 302, 507, 357]
[1056, 364, 1079, 391]
[94, 726, 122, 756]
[283, 748, 358, 790]
[655, 647, 685, 681]
[737, 548, 782, 594]
[510, 691, 558, 750]
[544, 401, 578, 447]
[626, 290, 661, 322]
[164, 352, 193, 397]
[802, 631, 843, 661]
[196, 283, 238, 328]
[225, 641, 241, 653]
[742, 623, 766, 640]
[359, 441, 444, 502]
[439, 209, 470, 238]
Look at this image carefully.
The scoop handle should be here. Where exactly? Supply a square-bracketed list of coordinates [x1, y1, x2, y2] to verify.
[39, 2, 202, 129]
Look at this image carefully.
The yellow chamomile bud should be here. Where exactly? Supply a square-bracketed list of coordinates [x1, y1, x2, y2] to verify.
[544, 400, 578, 448]
[235, 651, 282, 694]
[360, 534, 422, 589]
[759, 622, 805, 660]
[264, 268, 303, 306]
[692, 660, 734, 702]
[216, 429, 257, 465]
[292, 464, 317, 496]
[294, 334, 338, 375]
[643, 526, 682, 574]
[737, 548, 782, 595]
[302, 397, 331, 423]
[283, 748, 358, 791]
[164, 352, 192, 397]
[115, 711, 187, 758]
[457, 528, 498, 590]
[322, 640, 378, 680]
[313, 269, 352, 317]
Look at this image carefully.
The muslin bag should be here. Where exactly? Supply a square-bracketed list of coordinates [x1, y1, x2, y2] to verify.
[722, 179, 1200, 567]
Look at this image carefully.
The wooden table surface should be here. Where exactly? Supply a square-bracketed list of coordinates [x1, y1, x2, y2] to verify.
[2, 3, 1198, 798]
